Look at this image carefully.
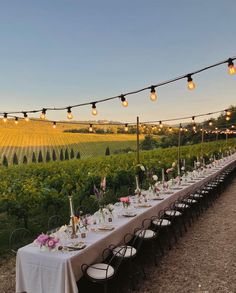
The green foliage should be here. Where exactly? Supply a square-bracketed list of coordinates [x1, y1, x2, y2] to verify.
[76, 151, 81, 159]
[140, 135, 159, 150]
[13, 153, 19, 165]
[105, 146, 110, 156]
[2, 155, 8, 167]
[38, 151, 43, 163]
[23, 155, 28, 164]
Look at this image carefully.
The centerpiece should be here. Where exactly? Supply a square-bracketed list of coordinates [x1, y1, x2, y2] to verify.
[34, 233, 59, 251]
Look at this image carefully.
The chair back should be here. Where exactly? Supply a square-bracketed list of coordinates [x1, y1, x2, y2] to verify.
[47, 215, 62, 233]
[9, 228, 31, 253]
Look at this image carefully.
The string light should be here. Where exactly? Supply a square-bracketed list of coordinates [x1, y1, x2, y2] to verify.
[187, 74, 196, 90]
[168, 127, 172, 132]
[40, 108, 47, 119]
[23, 112, 29, 122]
[226, 115, 230, 121]
[192, 116, 195, 122]
[3, 113, 8, 122]
[67, 107, 73, 120]
[193, 123, 196, 131]
[124, 123, 128, 132]
[89, 124, 93, 132]
[91, 103, 98, 116]
[159, 121, 163, 128]
[180, 124, 183, 131]
[209, 121, 213, 126]
[52, 121, 56, 129]
[228, 58, 236, 75]
[225, 109, 231, 116]
[15, 117, 19, 124]
[120, 95, 128, 107]
[150, 86, 157, 102]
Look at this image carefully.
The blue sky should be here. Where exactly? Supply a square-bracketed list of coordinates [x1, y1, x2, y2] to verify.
[0, 0, 235, 124]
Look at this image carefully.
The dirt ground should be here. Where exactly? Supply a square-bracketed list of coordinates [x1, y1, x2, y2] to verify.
[1, 177, 236, 293]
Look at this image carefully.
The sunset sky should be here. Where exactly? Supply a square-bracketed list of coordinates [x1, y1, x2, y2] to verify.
[0, 0, 235, 124]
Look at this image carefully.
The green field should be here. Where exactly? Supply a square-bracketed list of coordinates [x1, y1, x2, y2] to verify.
[0, 120, 142, 164]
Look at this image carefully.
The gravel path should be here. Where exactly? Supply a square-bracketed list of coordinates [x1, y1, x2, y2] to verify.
[1, 177, 236, 293]
[134, 177, 236, 293]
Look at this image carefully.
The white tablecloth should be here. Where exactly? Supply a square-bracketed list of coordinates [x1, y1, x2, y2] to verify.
[16, 154, 236, 293]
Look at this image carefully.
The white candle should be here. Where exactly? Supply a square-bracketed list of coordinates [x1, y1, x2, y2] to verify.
[68, 196, 74, 217]
[162, 168, 165, 182]
[183, 159, 186, 168]
[135, 176, 139, 189]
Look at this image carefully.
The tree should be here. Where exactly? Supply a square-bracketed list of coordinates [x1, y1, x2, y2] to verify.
[32, 152, 37, 163]
[105, 146, 110, 156]
[76, 151, 81, 159]
[38, 150, 43, 163]
[140, 135, 158, 150]
[23, 155, 28, 164]
[52, 149, 57, 161]
[65, 149, 69, 160]
[70, 148, 75, 159]
[13, 153, 19, 165]
[59, 149, 64, 161]
[2, 155, 8, 167]
[46, 151, 51, 162]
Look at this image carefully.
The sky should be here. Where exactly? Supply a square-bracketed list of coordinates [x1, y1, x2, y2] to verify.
[0, 0, 235, 124]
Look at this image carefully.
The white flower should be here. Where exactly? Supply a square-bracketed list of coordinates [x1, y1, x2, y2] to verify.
[172, 162, 176, 168]
[152, 175, 158, 181]
[196, 162, 201, 167]
[181, 166, 185, 171]
[140, 165, 145, 171]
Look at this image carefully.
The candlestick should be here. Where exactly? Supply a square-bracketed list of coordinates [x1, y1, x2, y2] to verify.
[68, 195, 78, 239]
[183, 159, 186, 168]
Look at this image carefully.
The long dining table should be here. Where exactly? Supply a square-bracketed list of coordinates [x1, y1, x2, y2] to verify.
[16, 154, 236, 293]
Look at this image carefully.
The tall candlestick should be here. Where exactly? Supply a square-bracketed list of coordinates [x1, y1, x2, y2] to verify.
[183, 159, 186, 168]
[68, 195, 78, 239]
[68, 196, 74, 217]
[162, 168, 165, 183]
[135, 175, 139, 189]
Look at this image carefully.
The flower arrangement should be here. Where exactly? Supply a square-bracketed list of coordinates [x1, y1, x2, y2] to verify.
[34, 233, 59, 250]
[120, 197, 130, 208]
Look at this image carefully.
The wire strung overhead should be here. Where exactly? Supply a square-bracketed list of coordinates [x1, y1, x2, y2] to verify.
[0, 56, 235, 120]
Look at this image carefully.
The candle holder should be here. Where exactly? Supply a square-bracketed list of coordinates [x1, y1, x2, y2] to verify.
[68, 196, 78, 239]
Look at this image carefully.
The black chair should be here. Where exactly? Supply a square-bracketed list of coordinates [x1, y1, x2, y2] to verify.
[81, 246, 126, 293]
[9, 228, 31, 254]
[47, 215, 63, 233]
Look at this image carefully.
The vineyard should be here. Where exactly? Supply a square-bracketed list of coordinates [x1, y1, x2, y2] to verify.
[0, 120, 142, 165]
[0, 138, 235, 256]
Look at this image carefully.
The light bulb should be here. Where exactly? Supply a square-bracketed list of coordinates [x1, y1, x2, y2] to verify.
[40, 109, 46, 119]
[187, 75, 196, 90]
[193, 123, 196, 131]
[180, 124, 183, 131]
[3, 113, 7, 122]
[228, 58, 236, 75]
[89, 124, 93, 132]
[226, 116, 230, 121]
[120, 95, 128, 107]
[159, 121, 163, 128]
[225, 110, 231, 116]
[53, 122, 56, 129]
[91, 103, 97, 116]
[168, 127, 172, 132]
[15, 117, 19, 124]
[23, 112, 29, 122]
[67, 107, 73, 119]
[124, 123, 128, 132]
[150, 86, 157, 101]
[209, 121, 213, 126]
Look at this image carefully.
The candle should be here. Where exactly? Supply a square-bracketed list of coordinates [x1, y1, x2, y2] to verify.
[135, 176, 139, 189]
[68, 196, 74, 217]
[183, 159, 186, 168]
[162, 168, 165, 183]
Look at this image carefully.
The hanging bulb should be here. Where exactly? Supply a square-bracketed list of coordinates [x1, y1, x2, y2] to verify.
[3, 113, 8, 122]
[225, 109, 231, 116]
[231, 125, 235, 128]
[23, 112, 29, 122]
[15, 117, 19, 124]
[40, 108, 46, 119]
[89, 124, 93, 132]
[124, 123, 128, 132]
[228, 58, 236, 75]
[91, 103, 97, 116]
[150, 86, 157, 101]
[193, 123, 196, 131]
[209, 121, 213, 126]
[67, 107, 73, 119]
[168, 127, 172, 132]
[120, 95, 128, 107]
[52, 122, 56, 129]
[226, 115, 230, 121]
[159, 121, 163, 128]
[180, 124, 183, 131]
[192, 116, 195, 122]
[187, 74, 196, 90]
[185, 128, 188, 132]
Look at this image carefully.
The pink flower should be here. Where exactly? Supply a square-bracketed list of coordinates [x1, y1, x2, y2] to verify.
[120, 197, 130, 203]
[166, 168, 173, 174]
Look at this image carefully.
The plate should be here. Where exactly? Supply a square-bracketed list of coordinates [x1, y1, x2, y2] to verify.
[98, 225, 115, 231]
[60, 241, 86, 251]
[152, 197, 164, 200]
[123, 212, 137, 217]
[171, 187, 182, 190]
[135, 204, 152, 208]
